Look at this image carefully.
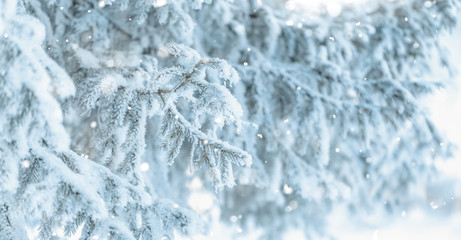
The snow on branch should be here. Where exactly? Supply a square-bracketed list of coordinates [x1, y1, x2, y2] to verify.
[71, 43, 251, 190]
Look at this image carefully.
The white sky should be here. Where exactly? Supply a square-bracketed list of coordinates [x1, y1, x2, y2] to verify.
[428, 24, 461, 180]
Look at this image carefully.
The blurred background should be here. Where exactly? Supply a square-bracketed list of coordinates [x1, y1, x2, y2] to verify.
[325, 19, 461, 240]
[179, 2, 461, 240]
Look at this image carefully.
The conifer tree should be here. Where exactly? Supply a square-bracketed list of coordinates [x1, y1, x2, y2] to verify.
[0, 0, 458, 239]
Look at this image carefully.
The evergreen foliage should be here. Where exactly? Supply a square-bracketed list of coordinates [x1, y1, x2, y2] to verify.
[0, 0, 459, 239]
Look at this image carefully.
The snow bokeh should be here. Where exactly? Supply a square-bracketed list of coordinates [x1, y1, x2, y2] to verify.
[2, 0, 460, 239]
[182, 10, 461, 240]
[322, 14, 461, 240]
